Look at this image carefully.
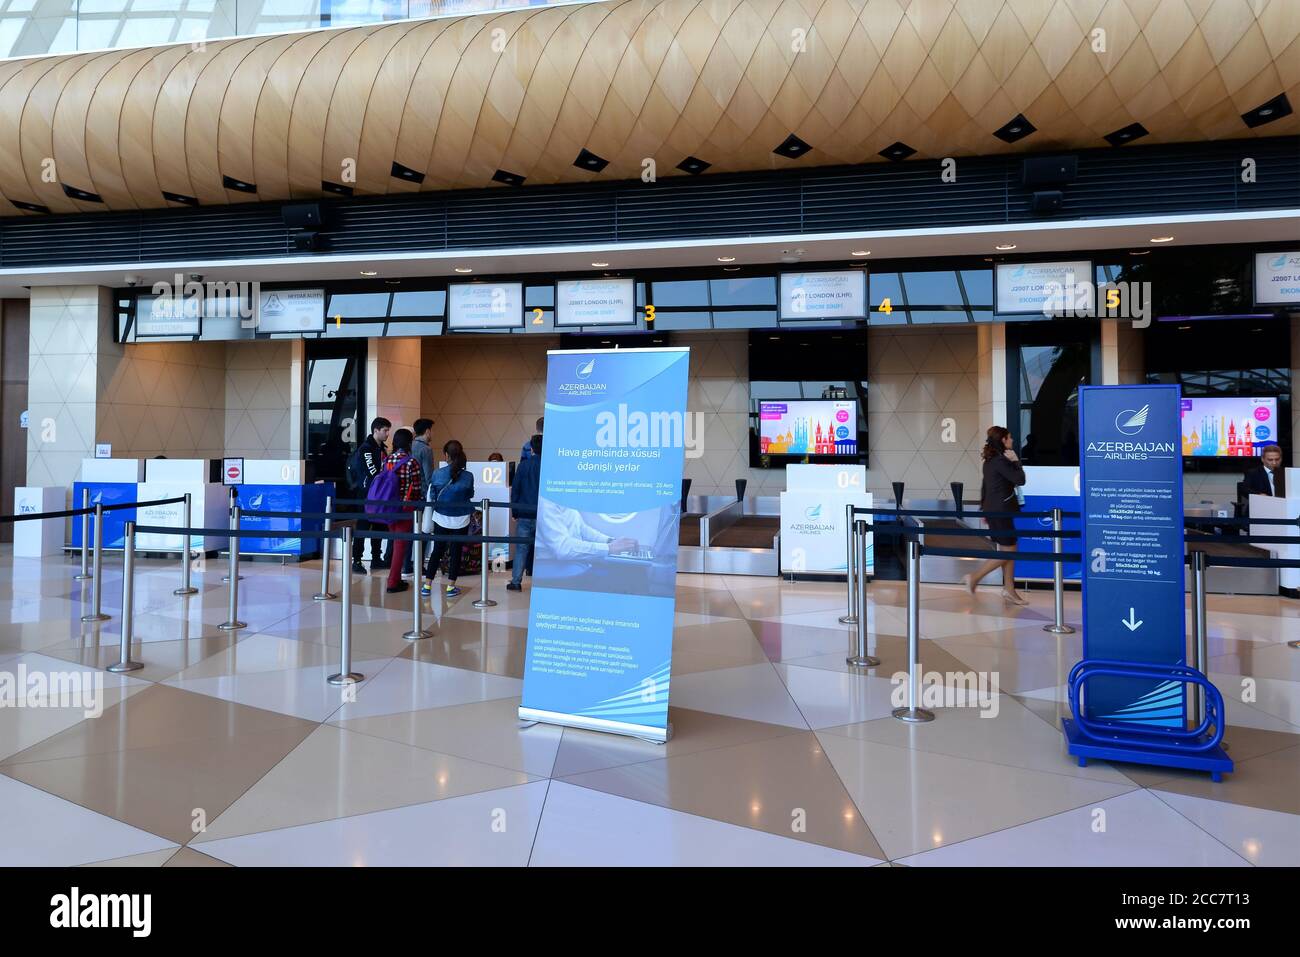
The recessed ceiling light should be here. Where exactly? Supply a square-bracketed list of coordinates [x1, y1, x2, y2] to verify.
[1149, 236, 1174, 243]
[995, 243, 1017, 251]
[1129, 249, 1150, 256]
[454, 267, 473, 273]
[359, 270, 378, 277]
[851, 250, 870, 257]
[591, 261, 609, 267]
[717, 256, 736, 263]
[723, 266, 741, 272]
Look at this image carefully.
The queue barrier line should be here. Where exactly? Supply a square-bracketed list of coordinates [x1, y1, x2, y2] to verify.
[917, 544, 1083, 563]
[1184, 514, 1300, 527]
[854, 505, 1078, 520]
[1182, 532, 1300, 545]
[1191, 553, 1300, 569]
[0, 494, 185, 524]
[874, 524, 1080, 540]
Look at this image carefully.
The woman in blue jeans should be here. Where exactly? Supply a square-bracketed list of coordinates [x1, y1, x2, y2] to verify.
[422, 448, 475, 598]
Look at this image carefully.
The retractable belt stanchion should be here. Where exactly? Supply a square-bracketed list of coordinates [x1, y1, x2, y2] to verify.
[1043, 507, 1075, 635]
[106, 521, 143, 674]
[838, 503, 858, 625]
[1191, 549, 1209, 727]
[846, 519, 879, 667]
[314, 495, 335, 602]
[328, 525, 363, 686]
[472, 498, 497, 609]
[404, 535, 432, 640]
[218, 505, 246, 631]
[892, 538, 934, 723]
[222, 487, 243, 582]
[80, 502, 110, 622]
[74, 487, 91, 580]
[173, 492, 198, 596]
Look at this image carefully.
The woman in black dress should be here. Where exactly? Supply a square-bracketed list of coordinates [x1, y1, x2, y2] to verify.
[963, 425, 1028, 605]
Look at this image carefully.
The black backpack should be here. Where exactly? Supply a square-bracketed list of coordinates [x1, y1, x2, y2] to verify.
[346, 444, 369, 493]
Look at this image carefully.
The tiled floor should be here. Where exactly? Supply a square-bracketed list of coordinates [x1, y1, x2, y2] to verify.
[1, 550, 1297, 867]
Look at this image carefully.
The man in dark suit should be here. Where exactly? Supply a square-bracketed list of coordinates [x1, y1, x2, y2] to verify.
[1244, 444, 1286, 498]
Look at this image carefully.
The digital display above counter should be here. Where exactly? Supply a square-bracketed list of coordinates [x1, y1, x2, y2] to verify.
[447, 282, 524, 330]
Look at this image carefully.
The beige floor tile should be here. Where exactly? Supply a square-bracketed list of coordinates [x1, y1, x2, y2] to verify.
[552, 705, 805, 777]
[1, 721, 317, 844]
[0, 683, 314, 764]
[192, 724, 534, 843]
[399, 616, 529, 677]
[169, 632, 387, 681]
[0, 681, 146, 762]
[334, 696, 561, 776]
[817, 733, 1134, 859]
[1147, 742, 1300, 815]
[80, 848, 181, 867]
[559, 731, 885, 858]
[1210, 641, 1300, 682]
[163, 847, 233, 866]
[38, 635, 237, 683]
[671, 618, 770, 674]
[820, 694, 1132, 784]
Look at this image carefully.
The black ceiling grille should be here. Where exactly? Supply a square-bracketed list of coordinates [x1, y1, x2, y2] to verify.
[0, 137, 1295, 269]
[221, 175, 257, 194]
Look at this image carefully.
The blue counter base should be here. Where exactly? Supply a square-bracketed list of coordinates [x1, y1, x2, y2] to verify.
[1062, 718, 1233, 781]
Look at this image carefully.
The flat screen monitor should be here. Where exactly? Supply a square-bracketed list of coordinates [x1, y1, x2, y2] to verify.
[1180, 396, 1279, 457]
[758, 400, 858, 456]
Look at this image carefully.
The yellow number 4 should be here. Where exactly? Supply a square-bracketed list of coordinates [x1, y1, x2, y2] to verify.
[879, 298, 892, 314]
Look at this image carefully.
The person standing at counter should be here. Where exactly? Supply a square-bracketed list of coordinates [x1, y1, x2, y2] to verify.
[422, 447, 475, 599]
[520, 417, 543, 460]
[963, 425, 1029, 605]
[405, 418, 436, 578]
[507, 434, 541, 592]
[1244, 444, 1286, 498]
[382, 428, 423, 594]
[348, 417, 390, 576]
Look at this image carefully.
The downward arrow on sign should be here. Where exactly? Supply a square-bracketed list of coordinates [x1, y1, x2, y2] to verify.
[1121, 608, 1143, 632]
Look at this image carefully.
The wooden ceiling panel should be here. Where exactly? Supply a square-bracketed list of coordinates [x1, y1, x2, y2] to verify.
[0, 0, 1293, 216]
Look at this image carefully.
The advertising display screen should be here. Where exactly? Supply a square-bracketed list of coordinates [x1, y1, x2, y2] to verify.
[1179, 396, 1278, 457]
[759, 400, 858, 456]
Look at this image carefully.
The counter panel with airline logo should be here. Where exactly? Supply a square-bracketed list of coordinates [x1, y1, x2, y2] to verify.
[71, 482, 136, 549]
[1078, 385, 1186, 726]
[234, 483, 334, 556]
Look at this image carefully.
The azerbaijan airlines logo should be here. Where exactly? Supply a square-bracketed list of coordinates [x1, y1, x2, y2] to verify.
[805, 504, 822, 520]
[1115, 404, 1149, 435]
[559, 356, 606, 396]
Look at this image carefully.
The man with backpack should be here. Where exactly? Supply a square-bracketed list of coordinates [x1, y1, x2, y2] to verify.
[347, 416, 390, 575]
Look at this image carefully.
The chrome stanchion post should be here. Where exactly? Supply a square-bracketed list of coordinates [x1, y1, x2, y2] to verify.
[217, 505, 246, 631]
[893, 538, 934, 723]
[847, 519, 879, 667]
[404, 535, 432, 640]
[838, 503, 858, 624]
[473, 498, 497, 609]
[74, 487, 92, 579]
[222, 487, 243, 582]
[328, 525, 363, 685]
[173, 492, 197, 596]
[313, 495, 335, 601]
[1043, 508, 1075, 634]
[1191, 549, 1209, 726]
[80, 503, 110, 622]
[107, 521, 143, 673]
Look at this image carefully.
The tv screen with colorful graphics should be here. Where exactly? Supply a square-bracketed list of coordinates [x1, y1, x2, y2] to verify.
[759, 400, 858, 456]
[1180, 396, 1279, 457]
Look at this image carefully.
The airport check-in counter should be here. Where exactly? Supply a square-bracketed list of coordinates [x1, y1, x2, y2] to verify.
[137, 459, 228, 554]
[71, 458, 146, 550]
[231, 460, 334, 559]
[677, 495, 781, 575]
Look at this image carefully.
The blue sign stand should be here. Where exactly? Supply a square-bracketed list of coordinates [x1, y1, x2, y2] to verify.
[519, 347, 690, 743]
[1063, 384, 1231, 778]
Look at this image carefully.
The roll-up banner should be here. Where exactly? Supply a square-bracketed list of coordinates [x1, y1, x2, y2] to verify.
[519, 347, 690, 742]
[1078, 384, 1186, 726]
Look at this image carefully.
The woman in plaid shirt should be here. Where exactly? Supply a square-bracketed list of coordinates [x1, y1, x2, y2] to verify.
[383, 428, 423, 594]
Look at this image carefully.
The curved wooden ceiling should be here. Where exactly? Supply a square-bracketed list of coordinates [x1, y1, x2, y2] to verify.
[0, 0, 1296, 217]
